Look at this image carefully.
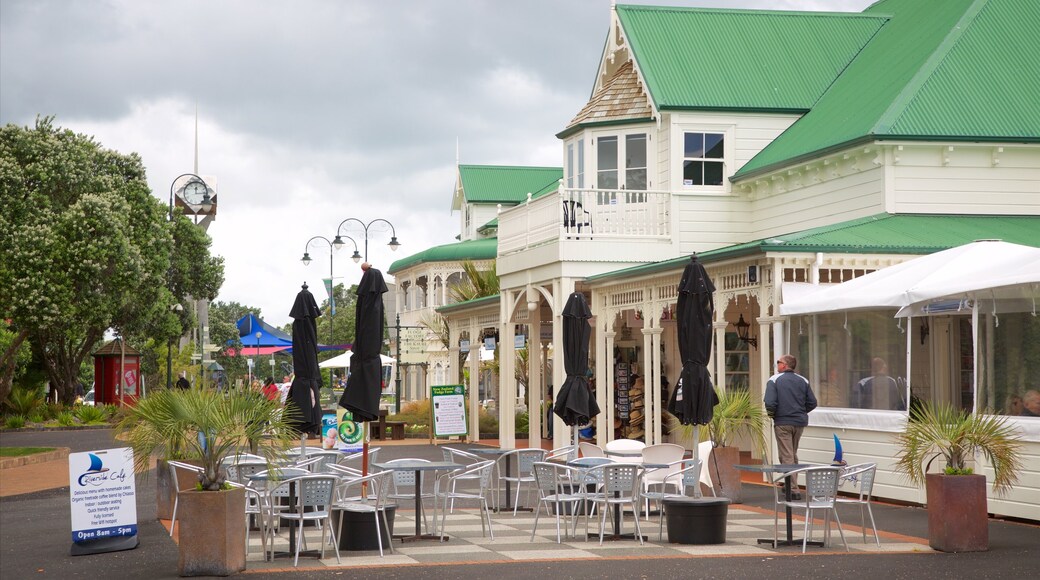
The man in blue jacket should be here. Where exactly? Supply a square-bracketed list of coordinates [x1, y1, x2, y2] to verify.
[764, 354, 817, 465]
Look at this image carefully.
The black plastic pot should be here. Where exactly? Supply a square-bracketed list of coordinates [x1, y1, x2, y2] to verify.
[333, 506, 396, 551]
[663, 497, 729, 544]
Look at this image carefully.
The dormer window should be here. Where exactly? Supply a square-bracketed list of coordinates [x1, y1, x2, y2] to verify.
[683, 132, 725, 186]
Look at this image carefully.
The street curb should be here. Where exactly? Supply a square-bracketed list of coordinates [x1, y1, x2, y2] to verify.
[0, 447, 70, 469]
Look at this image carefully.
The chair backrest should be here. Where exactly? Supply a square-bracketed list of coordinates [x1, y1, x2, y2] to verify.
[640, 444, 682, 467]
[532, 462, 562, 495]
[696, 441, 715, 489]
[840, 463, 877, 499]
[663, 459, 703, 496]
[803, 467, 842, 503]
[455, 459, 496, 491]
[546, 445, 576, 460]
[306, 451, 342, 473]
[226, 460, 268, 485]
[292, 475, 338, 508]
[443, 447, 480, 465]
[384, 458, 429, 489]
[514, 449, 548, 474]
[221, 452, 264, 466]
[598, 463, 643, 497]
[579, 442, 605, 458]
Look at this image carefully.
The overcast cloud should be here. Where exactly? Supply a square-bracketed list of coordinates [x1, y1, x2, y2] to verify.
[1, 0, 874, 328]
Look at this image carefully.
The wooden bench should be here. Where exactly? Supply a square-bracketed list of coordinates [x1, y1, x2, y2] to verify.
[373, 409, 407, 440]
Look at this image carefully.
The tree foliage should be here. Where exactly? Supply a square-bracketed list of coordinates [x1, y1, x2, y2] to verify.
[0, 117, 224, 405]
[448, 260, 499, 303]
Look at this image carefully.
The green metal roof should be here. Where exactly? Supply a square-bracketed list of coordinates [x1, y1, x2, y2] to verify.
[476, 218, 498, 234]
[616, 4, 885, 112]
[587, 213, 1040, 282]
[387, 237, 498, 274]
[435, 294, 501, 315]
[737, 0, 1040, 178]
[457, 165, 563, 204]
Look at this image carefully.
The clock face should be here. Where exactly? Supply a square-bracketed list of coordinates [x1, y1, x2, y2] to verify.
[183, 180, 208, 205]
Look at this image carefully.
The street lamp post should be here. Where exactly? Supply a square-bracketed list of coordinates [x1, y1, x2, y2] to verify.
[166, 303, 184, 389]
[302, 235, 358, 346]
[333, 218, 400, 262]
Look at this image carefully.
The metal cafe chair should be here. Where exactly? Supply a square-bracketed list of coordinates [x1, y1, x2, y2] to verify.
[772, 465, 849, 553]
[435, 460, 496, 541]
[384, 458, 437, 534]
[330, 470, 396, 557]
[167, 460, 204, 537]
[271, 475, 341, 567]
[441, 448, 482, 513]
[578, 442, 606, 458]
[496, 448, 548, 516]
[546, 445, 577, 462]
[837, 462, 880, 546]
[587, 462, 646, 545]
[530, 462, 585, 543]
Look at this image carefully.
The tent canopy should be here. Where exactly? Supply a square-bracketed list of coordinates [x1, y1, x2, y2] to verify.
[319, 351, 395, 369]
[237, 313, 293, 347]
[780, 240, 1040, 317]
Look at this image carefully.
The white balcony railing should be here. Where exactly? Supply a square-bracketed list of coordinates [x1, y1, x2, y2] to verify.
[498, 187, 671, 255]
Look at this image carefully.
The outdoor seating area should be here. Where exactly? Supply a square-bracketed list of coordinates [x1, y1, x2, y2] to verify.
[168, 443, 920, 573]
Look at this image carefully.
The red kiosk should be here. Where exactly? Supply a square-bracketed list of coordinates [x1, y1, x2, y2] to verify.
[92, 339, 142, 406]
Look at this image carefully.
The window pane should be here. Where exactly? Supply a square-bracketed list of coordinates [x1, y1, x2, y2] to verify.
[598, 170, 618, 190]
[705, 133, 724, 158]
[626, 168, 647, 191]
[684, 132, 704, 158]
[626, 134, 646, 168]
[683, 160, 703, 185]
[567, 143, 574, 188]
[577, 140, 585, 189]
[977, 312, 1040, 416]
[792, 311, 908, 411]
[704, 161, 723, 186]
[598, 136, 618, 170]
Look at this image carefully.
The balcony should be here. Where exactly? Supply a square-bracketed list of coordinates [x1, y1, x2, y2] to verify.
[497, 187, 676, 276]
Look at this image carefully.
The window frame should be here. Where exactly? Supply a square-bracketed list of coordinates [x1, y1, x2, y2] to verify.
[672, 123, 735, 195]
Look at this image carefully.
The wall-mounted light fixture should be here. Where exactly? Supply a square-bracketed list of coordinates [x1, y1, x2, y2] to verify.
[732, 313, 758, 349]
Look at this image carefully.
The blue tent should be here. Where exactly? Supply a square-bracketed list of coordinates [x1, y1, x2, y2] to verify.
[236, 314, 293, 347]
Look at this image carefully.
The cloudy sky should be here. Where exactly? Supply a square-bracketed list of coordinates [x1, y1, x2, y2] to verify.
[1, 0, 874, 329]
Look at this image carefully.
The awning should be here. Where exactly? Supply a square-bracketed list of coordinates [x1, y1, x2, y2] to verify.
[780, 240, 1040, 317]
[318, 351, 396, 369]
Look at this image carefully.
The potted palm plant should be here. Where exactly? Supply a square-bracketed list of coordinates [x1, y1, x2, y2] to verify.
[118, 387, 297, 576]
[893, 402, 1023, 552]
[674, 388, 766, 503]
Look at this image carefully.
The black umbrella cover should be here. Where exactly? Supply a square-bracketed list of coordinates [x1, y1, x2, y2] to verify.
[553, 292, 600, 426]
[667, 256, 719, 425]
[338, 266, 388, 422]
[288, 284, 324, 435]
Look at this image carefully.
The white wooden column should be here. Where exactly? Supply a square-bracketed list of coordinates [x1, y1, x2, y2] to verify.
[528, 306, 542, 448]
[602, 328, 616, 446]
[641, 323, 654, 444]
[649, 326, 664, 445]
[499, 291, 516, 448]
[552, 278, 571, 451]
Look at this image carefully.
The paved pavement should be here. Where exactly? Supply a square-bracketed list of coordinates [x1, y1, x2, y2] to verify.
[2, 428, 1038, 579]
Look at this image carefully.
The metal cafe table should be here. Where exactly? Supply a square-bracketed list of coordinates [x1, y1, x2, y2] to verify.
[246, 467, 311, 560]
[371, 459, 463, 541]
[734, 463, 824, 548]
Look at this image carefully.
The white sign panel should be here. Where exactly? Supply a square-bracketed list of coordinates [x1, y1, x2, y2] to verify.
[68, 447, 137, 544]
[431, 384, 468, 437]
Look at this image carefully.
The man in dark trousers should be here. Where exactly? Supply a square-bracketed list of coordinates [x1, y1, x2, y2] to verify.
[764, 354, 817, 465]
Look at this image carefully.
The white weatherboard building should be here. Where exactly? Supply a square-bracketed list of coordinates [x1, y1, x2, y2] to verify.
[389, 0, 1040, 520]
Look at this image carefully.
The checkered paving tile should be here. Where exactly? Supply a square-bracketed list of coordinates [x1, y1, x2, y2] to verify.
[243, 504, 931, 570]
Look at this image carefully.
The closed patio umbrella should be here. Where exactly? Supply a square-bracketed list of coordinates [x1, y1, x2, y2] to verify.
[553, 291, 599, 458]
[338, 264, 388, 476]
[288, 283, 324, 439]
[667, 255, 719, 462]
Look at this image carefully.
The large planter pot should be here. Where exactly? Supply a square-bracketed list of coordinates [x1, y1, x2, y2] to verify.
[177, 487, 246, 577]
[926, 473, 988, 552]
[708, 446, 743, 503]
[156, 459, 203, 521]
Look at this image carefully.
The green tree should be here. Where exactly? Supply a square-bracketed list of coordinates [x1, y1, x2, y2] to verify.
[0, 117, 223, 405]
[315, 283, 359, 351]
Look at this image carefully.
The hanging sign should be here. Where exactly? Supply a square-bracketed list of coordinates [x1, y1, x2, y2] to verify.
[431, 384, 468, 437]
[68, 447, 138, 555]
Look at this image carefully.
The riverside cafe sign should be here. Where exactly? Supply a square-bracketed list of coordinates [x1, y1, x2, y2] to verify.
[68, 447, 138, 555]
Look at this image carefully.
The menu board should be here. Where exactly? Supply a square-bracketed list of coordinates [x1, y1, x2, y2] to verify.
[432, 384, 468, 437]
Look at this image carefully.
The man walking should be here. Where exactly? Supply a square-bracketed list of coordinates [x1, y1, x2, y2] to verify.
[764, 354, 817, 464]
[175, 371, 191, 390]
